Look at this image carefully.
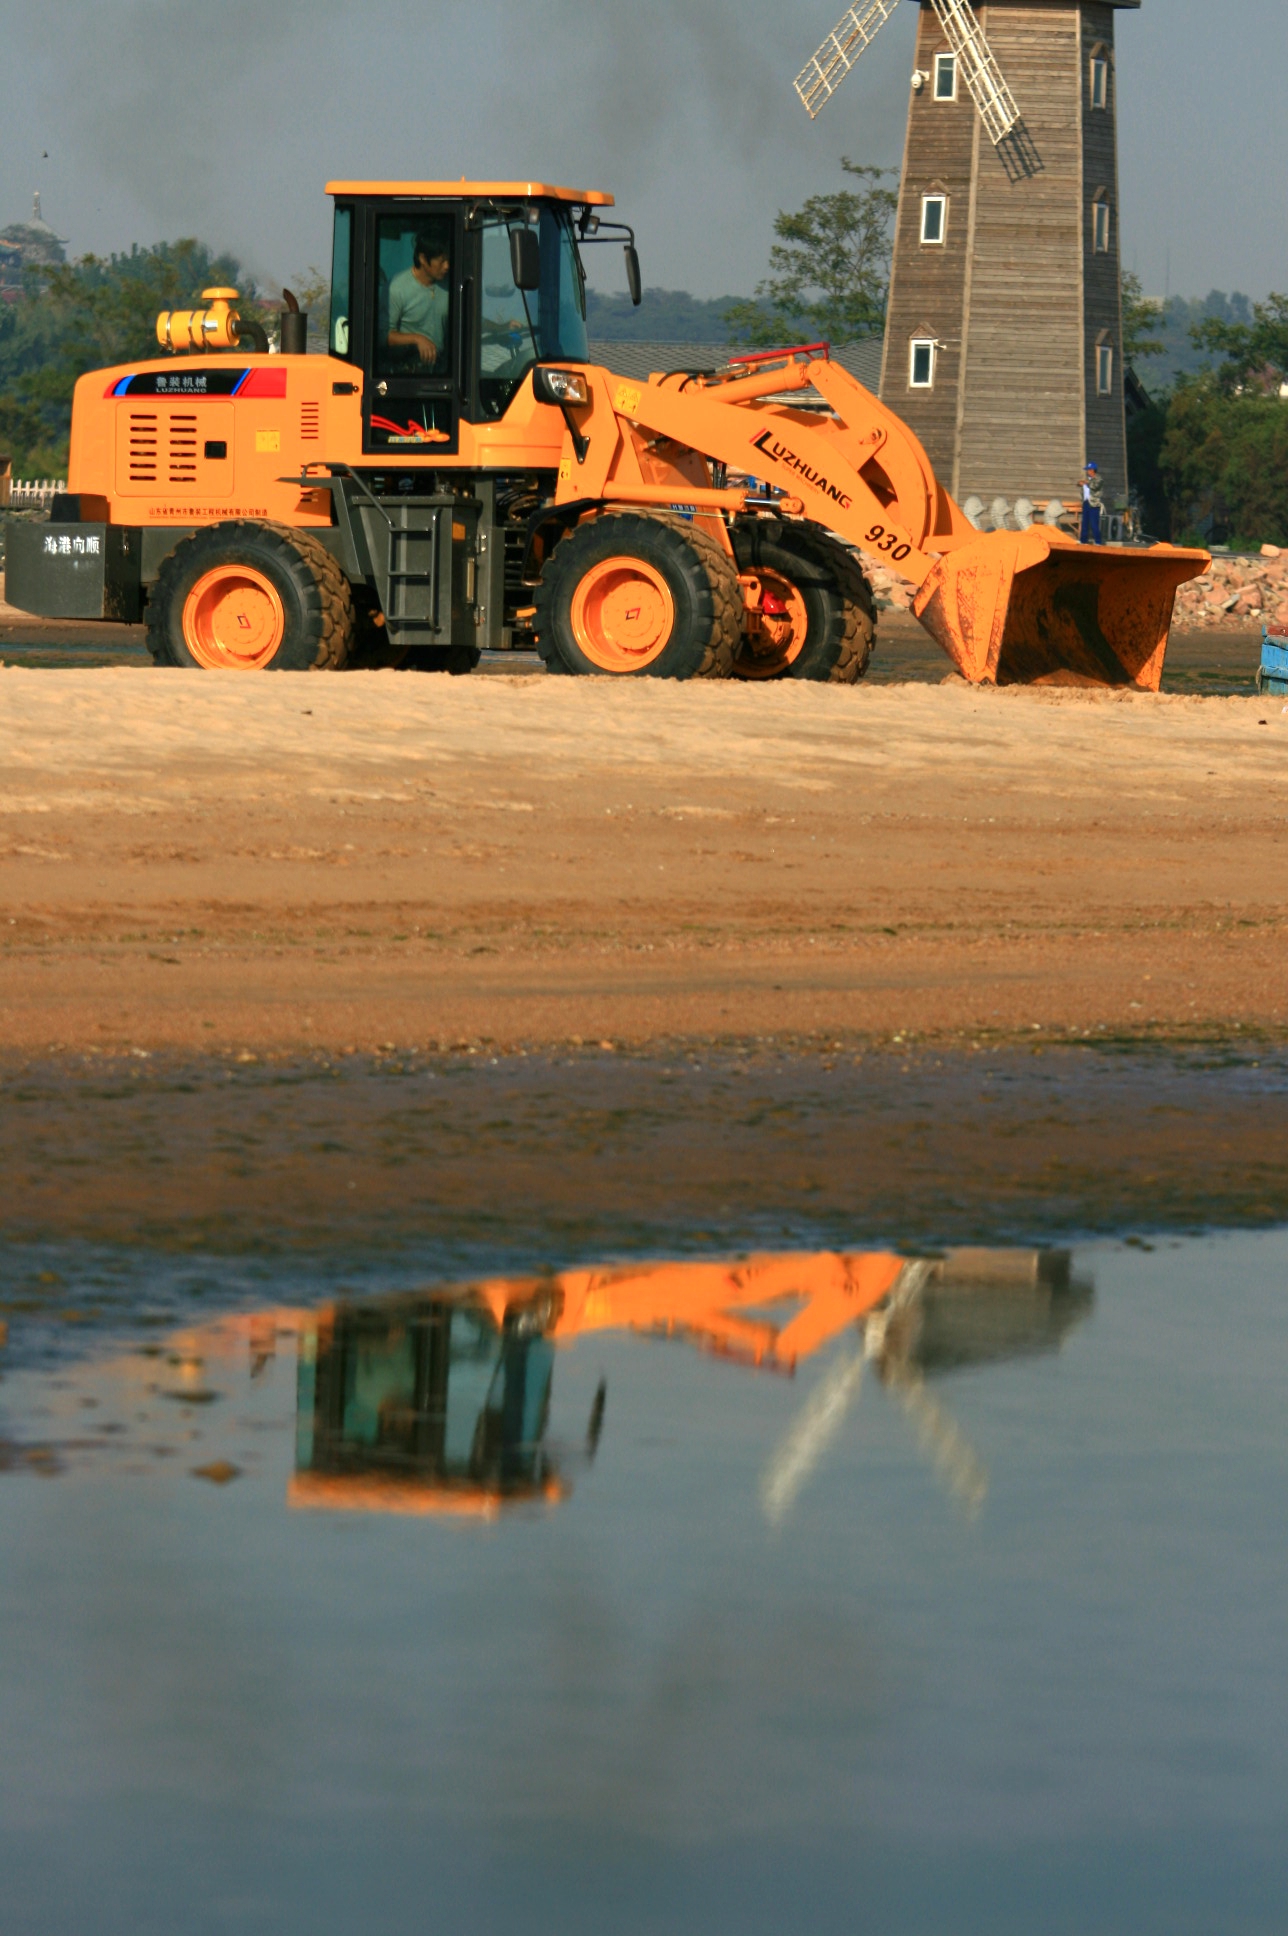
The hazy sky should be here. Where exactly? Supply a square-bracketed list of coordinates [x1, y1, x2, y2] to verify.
[0, 0, 1282, 304]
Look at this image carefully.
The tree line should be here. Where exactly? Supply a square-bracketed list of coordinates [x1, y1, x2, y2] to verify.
[1124, 284, 1288, 547]
[0, 244, 320, 477]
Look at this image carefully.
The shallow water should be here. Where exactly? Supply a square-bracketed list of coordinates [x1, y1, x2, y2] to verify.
[2, 1226, 1285, 1935]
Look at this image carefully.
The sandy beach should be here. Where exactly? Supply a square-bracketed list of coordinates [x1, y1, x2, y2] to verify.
[1, 649, 1284, 1054]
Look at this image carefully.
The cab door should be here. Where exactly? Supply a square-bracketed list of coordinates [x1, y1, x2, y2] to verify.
[360, 203, 463, 457]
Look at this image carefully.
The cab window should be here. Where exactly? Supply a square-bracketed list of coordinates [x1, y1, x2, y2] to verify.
[330, 205, 352, 358]
[475, 206, 588, 421]
[478, 220, 540, 421]
[375, 215, 454, 379]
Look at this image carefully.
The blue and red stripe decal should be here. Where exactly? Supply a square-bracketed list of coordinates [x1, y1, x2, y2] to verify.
[105, 368, 288, 399]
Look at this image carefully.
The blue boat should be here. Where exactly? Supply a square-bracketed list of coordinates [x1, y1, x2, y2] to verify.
[1259, 625, 1288, 695]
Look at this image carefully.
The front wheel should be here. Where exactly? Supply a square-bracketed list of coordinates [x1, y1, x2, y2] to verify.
[534, 513, 738, 679]
[730, 519, 876, 684]
[147, 522, 355, 671]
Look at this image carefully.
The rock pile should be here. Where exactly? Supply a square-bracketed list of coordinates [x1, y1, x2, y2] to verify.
[861, 555, 915, 612]
[1171, 546, 1288, 629]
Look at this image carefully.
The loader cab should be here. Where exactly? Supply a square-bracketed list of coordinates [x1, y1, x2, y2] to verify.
[326, 181, 607, 458]
[293, 1290, 562, 1514]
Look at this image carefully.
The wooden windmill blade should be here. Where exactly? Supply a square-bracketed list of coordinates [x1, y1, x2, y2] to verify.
[794, 0, 903, 119]
[928, 0, 1022, 144]
[796, 0, 1023, 147]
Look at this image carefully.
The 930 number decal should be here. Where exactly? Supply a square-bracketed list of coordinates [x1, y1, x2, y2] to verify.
[866, 523, 912, 563]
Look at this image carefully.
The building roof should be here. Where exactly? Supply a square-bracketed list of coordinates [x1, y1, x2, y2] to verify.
[326, 180, 614, 206]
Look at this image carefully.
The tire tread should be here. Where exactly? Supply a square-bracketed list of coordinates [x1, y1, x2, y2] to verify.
[145, 520, 355, 671]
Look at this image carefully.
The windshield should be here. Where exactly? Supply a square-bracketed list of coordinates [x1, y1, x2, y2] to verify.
[476, 204, 588, 420]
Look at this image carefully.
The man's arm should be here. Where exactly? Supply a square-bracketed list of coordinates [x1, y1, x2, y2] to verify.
[388, 329, 438, 365]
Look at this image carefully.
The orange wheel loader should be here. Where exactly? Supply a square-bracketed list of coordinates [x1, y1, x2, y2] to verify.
[4, 180, 1209, 687]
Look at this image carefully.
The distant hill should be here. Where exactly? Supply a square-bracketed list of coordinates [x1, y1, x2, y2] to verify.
[585, 286, 757, 343]
[1134, 290, 1254, 392]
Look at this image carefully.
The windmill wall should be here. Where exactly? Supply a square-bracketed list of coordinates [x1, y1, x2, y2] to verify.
[880, 0, 1133, 516]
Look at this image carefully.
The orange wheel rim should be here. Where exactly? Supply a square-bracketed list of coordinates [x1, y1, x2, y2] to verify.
[570, 556, 676, 672]
[182, 565, 286, 670]
[734, 569, 810, 679]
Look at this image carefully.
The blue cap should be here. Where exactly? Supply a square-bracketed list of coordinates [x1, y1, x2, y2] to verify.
[1086, 460, 1099, 471]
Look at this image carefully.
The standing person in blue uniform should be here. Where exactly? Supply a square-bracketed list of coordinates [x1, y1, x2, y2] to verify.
[1080, 462, 1105, 545]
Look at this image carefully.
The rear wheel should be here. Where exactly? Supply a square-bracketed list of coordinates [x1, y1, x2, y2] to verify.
[535, 512, 738, 679]
[147, 522, 355, 671]
[730, 519, 876, 684]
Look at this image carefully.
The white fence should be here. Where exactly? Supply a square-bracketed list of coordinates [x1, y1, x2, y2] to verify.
[5, 479, 65, 512]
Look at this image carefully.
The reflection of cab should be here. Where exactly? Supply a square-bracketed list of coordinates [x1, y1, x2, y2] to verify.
[291, 1291, 565, 1518]
[286, 1249, 1092, 1520]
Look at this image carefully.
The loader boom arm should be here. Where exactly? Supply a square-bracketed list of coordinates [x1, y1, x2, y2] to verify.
[553, 350, 1210, 690]
[562, 354, 961, 583]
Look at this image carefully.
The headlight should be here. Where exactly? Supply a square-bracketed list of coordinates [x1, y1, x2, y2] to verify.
[533, 366, 590, 407]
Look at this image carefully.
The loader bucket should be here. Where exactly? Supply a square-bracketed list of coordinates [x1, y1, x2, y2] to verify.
[913, 529, 1210, 689]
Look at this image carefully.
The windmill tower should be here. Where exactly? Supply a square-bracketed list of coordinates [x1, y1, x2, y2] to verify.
[797, 1, 1137, 519]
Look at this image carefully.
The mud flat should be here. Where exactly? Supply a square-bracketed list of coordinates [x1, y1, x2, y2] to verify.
[0, 1043, 1284, 1275]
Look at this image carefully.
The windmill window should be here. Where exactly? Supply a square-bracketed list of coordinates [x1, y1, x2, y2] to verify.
[933, 54, 957, 101]
[909, 338, 936, 389]
[1097, 338, 1114, 396]
[920, 194, 947, 245]
[1093, 197, 1111, 254]
[1090, 53, 1109, 109]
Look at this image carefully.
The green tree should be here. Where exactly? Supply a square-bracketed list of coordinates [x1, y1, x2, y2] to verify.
[0, 239, 256, 474]
[1158, 379, 1288, 546]
[0, 391, 57, 477]
[723, 161, 898, 349]
[1190, 291, 1288, 394]
[1121, 269, 1164, 364]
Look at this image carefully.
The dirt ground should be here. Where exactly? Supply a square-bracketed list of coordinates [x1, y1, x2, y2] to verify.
[0, 597, 1283, 1057]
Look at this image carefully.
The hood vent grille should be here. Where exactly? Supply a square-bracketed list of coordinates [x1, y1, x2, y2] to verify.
[127, 412, 158, 483]
[168, 413, 198, 484]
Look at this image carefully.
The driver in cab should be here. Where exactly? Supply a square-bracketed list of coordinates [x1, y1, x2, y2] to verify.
[387, 227, 450, 368]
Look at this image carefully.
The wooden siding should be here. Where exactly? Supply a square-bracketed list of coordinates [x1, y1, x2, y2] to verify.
[881, 1, 1132, 513]
[956, 3, 1085, 504]
[1081, 3, 1128, 505]
[880, 2, 976, 480]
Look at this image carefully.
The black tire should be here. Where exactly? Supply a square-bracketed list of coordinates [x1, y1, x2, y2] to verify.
[402, 646, 482, 675]
[534, 512, 737, 679]
[146, 521, 355, 671]
[730, 518, 876, 684]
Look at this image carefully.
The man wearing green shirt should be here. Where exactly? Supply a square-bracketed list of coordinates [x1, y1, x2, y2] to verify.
[387, 228, 450, 367]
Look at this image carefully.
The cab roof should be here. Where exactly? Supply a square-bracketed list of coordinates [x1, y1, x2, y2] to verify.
[326, 180, 614, 206]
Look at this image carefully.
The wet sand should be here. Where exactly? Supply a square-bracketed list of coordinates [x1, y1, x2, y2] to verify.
[0, 616, 1284, 1055]
[2, 1046, 1286, 1269]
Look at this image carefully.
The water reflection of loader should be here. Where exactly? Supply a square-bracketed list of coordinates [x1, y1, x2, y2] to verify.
[289, 1248, 1091, 1521]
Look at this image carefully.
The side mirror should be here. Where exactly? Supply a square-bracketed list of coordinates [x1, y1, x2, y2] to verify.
[624, 244, 642, 308]
[510, 227, 541, 291]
